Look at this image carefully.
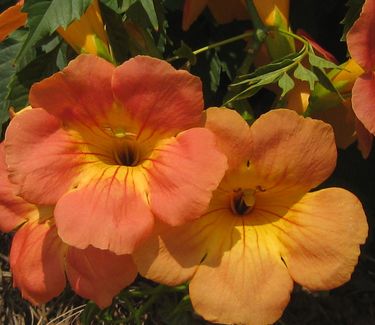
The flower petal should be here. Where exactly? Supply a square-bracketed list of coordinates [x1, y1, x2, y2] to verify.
[66, 246, 137, 308]
[148, 128, 227, 226]
[190, 220, 293, 325]
[134, 188, 232, 285]
[55, 169, 154, 254]
[352, 72, 375, 135]
[10, 220, 66, 305]
[204, 107, 252, 169]
[277, 188, 368, 290]
[0, 143, 32, 232]
[249, 109, 336, 194]
[4, 108, 84, 204]
[355, 117, 373, 158]
[347, 0, 375, 71]
[182, 0, 208, 30]
[0, 2, 27, 42]
[29, 54, 115, 127]
[310, 100, 356, 150]
[112, 56, 204, 138]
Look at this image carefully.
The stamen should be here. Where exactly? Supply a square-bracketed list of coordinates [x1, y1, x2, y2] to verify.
[231, 188, 256, 216]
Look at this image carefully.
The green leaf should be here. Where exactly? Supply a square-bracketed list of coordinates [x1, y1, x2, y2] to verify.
[341, 0, 365, 41]
[7, 41, 62, 111]
[311, 66, 344, 99]
[140, 0, 158, 30]
[293, 63, 318, 91]
[173, 41, 196, 65]
[278, 72, 295, 97]
[80, 302, 101, 325]
[0, 30, 28, 134]
[308, 52, 339, 70]
[100, 2, 130, 63]
[16, 0, 93, 63]
[208, 51, 231, 92]
[238, 54, 297, 80]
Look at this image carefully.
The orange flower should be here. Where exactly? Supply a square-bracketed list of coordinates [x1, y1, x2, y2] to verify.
[347, 0, 375, 135]
[0, 143, 136, 307]
[0, 0, 27, 42]
[4, 54, 227, 255]
[57, 0, 111, 60]
[182, 0, 289, 30]
[134, 109, 368, 325]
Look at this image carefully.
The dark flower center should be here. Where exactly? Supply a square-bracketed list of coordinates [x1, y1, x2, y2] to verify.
[231, 189, 255, 216]
[113, 142, 140, 166]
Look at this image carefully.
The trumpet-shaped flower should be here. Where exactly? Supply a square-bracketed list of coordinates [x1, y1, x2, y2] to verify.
[182, 0, 289, 30]
[347, 0, 375, 135]
[0, 143, 137, 307]
[0, 0, 27, 42]
[134, 109, 368, 325]
[57, 0, 111, 60]
[4, 54, 227, 255]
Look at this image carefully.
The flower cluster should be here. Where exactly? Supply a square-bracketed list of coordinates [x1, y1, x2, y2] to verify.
[0, 53, 368, 324]
[0, 0, 372, 324]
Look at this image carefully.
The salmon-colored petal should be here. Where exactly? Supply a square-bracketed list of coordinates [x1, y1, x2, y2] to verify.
[4, 108, 84, 205]
[204, 107, 252, 169]
[148, 128, 227, 226]
[347, 0, 375, 71]
[29, 54, 115, 127]
[66, 246, 137, 308]
[55, 172, 154, 254]
[182, 0, 208, 30]
[0, 2, 27, 42]
[355, 117, 373, 158]
[190, 222, 293, 325]
[10, 221, 66, 305]
[112, 56, 204, 137]
[352, 72, 375, 135]
[249, 109, 336, 194]
[277, 189, 368, 290]
[0, 143, 33, 232]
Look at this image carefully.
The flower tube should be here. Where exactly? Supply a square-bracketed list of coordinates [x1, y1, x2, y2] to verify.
[57, 0, 111, 60]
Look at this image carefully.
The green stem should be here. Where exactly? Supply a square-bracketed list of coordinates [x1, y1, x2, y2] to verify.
[167, 31, 253, 62]
[193, 31, 253, 55]
[246, 0, 265, 32]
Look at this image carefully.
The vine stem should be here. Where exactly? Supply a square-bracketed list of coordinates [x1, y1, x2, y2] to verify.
[167, 31, 254, 62]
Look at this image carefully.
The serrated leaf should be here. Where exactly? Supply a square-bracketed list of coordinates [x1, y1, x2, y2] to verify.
[16, 0, 92, 63]
[293, 63, 318, 91]
[308, 52, 338, 70]
[140, 0, 158, 30]
[239, 54, 297, 80]
[278, 72, 295, 97]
